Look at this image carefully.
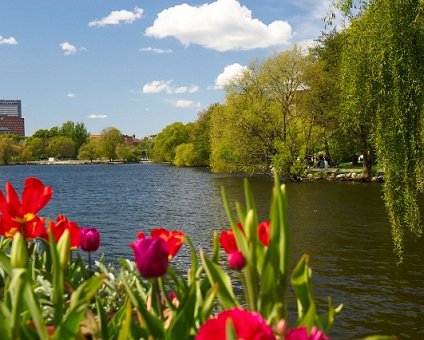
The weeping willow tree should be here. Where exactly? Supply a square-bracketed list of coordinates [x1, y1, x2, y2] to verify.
[338, 0, 424, 259]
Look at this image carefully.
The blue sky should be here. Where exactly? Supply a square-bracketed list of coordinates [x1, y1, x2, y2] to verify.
[0, 0, 332, 138]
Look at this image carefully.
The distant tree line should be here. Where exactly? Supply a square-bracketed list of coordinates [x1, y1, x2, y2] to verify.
[0, 122, 153, 164]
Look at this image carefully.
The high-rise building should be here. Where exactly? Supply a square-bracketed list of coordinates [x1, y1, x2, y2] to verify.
[0, 99, 25, 136]
[0, 100, 22, 117]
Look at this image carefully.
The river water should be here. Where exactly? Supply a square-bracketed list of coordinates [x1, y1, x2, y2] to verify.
[0, 163, 423, 339]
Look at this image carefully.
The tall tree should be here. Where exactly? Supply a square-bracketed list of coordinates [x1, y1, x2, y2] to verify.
[97, 127, 123, 161]
[336, 0, 424, 258]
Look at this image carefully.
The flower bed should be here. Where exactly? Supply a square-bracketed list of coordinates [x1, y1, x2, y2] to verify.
[0, 174, 343, 339]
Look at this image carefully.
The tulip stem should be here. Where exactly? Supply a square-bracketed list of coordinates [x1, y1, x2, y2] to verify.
[152, 279, 163, 319]
[88, 251, 92, 274]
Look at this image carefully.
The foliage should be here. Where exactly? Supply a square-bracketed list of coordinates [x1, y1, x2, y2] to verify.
[115, 144, 138, 162]
[0, 135, 19, 165]
[0, 175, 345, 339]
[174, 143, 198, 167]
[46, 136, 76, 159]
[150, 122, 189, 163]
[97, 127, 123, 161]
[77, 139, 100, 162]
[336, 0, 424, 258]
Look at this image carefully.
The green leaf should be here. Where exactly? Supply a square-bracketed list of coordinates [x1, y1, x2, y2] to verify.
[123, 278, 165, 338]
[200, 250, 238, 310]
[225, 318, 237, 340]
[23, 282, 49, 340]
[96, 297, 108, 340]
[54, 275, 105, 340]
[117, 300, 132, 340]
[185, 236, 198, 285]
[0, 252, 12, 277]
[200, 283, 219, 324]
[168, 283, 197, 339]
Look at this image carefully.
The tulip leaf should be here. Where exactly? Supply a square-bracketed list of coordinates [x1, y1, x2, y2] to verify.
[54, 275, 105, 340]
[96, 297, 108, 340]
[200, 283, 219, 324]
[117, 300, 132, 340]
[225, 318, 237, 340]
[23, 282, 49, 340]
[200, 250, 238, 310]
[243, 178, 258, 227]
[123, 278, 165, 338]
[168, 283, 197, 339]
[48, 230, 64, 325]
[185, 236, 198, 285]
[0, 252, 11, 277]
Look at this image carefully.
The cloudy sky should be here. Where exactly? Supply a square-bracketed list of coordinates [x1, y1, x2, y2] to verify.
[0, 0, 332, 137]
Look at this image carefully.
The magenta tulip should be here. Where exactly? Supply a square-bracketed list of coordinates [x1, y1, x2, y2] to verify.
[80, 228, 100, 252]
[228, 251, 246, 270]
[130, 237, 169, 278]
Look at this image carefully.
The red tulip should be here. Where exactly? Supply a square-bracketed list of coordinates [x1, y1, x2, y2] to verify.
[130, 237, 170, 278]
[258, 220, 271, 246]
[196, 308, 274, 340]
[228, 251, 246, 270]
[0, 178, 52, 239]
[137, 228, 185, 259]
[43, 215, 80, 249]
[80, 227, 100, 252]
[219, 222, 244, 254]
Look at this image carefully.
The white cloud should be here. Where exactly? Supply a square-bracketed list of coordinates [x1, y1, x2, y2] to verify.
[175, 100, 200, 108]
[60, 42, 77, 55]
[67, 93, 76, 98]
[0, 35, 18, 45]
[215, 63, 247, 89]
[89, 7, 143, 27]
[139, 47, 173, 54]
[87, 114, 108, 119]
[142, 80, 199, 94]
[145, 0, 292, 52]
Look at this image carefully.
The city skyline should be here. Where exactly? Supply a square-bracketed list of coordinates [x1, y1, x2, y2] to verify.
[0, 0, 333, 137]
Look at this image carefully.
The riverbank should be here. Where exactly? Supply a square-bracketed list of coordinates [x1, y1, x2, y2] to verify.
[301, 167, 384, 182]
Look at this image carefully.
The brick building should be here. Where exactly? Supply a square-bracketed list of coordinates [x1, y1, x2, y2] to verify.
[0, 100, 25, 136]
[0, 115, 25, 136]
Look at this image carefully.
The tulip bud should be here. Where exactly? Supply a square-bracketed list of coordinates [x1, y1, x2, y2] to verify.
[130, 237, 169, 278]
[80, 228, 100, 252]
[11, 232, 28, 268]
[57, 229, 71, 269]
[228, 251, 246, 270]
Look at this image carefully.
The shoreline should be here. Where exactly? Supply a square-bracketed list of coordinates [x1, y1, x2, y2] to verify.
[2, 161, 384, 183]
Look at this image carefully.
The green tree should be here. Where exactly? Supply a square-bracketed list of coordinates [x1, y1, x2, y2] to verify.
[77, 139, 100, 162]
[0, 135, 18, 164]
[336, 0, 424, 258]
[25, 137, 48, 160]
[150, 122, 189, 163]
[97, 127, 123, 161]
[46, 136, 75, 159]
[116, 144, 138, 162]
[59, 121, 90, 155]
[174, 143, 197, 167]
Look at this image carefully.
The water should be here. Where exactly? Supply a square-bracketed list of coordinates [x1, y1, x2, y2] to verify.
[1, 163, 423, 339]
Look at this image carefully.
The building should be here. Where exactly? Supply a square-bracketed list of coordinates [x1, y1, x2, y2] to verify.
[0, 100, 22, 117]
[0, 99, 25, 136]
